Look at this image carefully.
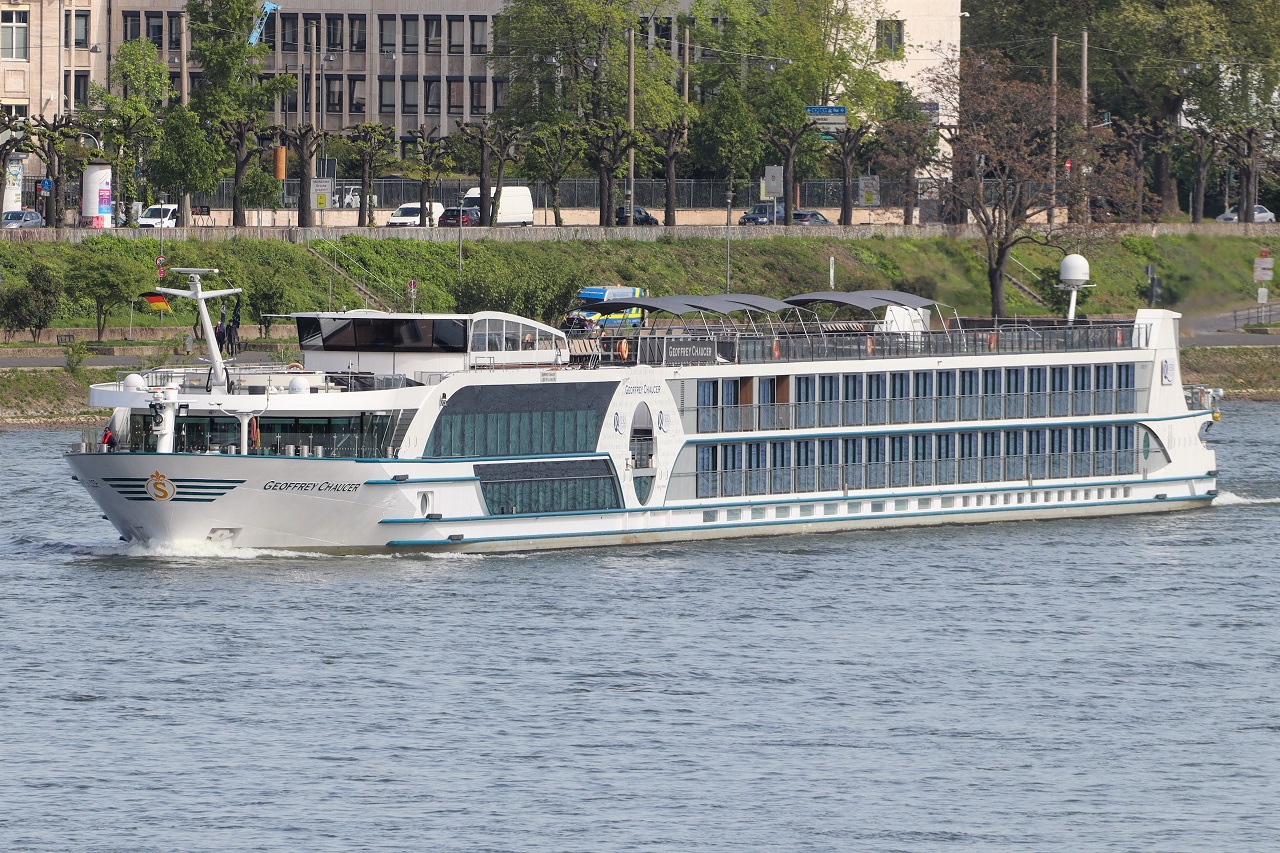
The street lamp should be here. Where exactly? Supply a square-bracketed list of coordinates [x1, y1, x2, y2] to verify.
[725, 189, 734, 292]
[457, 193, 465, 273]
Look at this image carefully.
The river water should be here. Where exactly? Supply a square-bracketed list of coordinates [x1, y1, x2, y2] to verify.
[2, 402, 1277, 852]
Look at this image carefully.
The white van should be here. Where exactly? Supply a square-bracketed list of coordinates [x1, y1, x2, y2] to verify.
[386, 202, 444, 227]
[138, 204, 178, 227]
[462, 186, 534, 226]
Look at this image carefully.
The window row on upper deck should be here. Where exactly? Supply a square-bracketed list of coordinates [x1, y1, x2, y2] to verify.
[693, 363, 1140, 434]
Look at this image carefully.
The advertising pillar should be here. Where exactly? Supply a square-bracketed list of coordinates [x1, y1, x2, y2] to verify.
[80, 161, 113, 228]
[3, 155, 24, 214]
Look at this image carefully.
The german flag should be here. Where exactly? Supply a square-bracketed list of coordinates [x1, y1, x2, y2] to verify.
[140, 292, 171, 312]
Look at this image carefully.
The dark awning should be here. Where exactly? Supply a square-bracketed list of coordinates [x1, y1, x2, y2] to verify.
[580, 296, 706, 316]
[785, 290, 946, 310]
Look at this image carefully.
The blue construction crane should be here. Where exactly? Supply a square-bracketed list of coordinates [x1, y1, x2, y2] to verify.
[248, 1, 280, 45]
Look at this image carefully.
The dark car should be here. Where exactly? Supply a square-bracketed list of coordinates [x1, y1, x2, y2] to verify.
[615, 205, 659, 226]
[738, 202, 786, 226]
[792, 210, 833, 225]
[439, 206, 481, 227]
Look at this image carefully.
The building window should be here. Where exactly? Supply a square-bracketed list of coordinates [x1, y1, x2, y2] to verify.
[447, 78, 463, 114]
[302, 16, 319, 51]
[425, 17, 441, 54]
[349, 15, 366, 52]
[326, 76, 342, 113]
[470, 17, 487, 54]
[122, 12, 140, 44]
[469, 78, 486, 113]
[348, 76, 365, 113]
[876, 20, 904, 59]
[165, 13, 180, 51]
[262, 14, 275, 50]
[378, 17, 395, 54]
[66, 10, 91, 50]
[325, 16, 343, 51]
[401, 78, 418, 114]
[145, 13, 163, 48]
[424, 78, 440, 114]
[447, 18, 464, 55]
[493, 78, 507, 111]
[378, 78, 395, 113]
[73, 71, 89, 108]
[402, 17, 419, 54]
[280, 14, 298, 52]
[2, 103, 28, 117]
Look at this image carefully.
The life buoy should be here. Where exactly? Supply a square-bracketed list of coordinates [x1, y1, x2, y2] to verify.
[864, 336, 874, 356]
[1114, 327, 1125, 347]
[772, 340, 782, 359]
[286, 362, 304, 371]
[986, 332, 997, 352]
[617, 339, 630, 360]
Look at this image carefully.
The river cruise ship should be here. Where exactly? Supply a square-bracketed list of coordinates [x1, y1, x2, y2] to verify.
[66, 268, 1221, 553]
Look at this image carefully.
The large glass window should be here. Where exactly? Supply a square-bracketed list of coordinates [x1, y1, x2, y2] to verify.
[889, 371, 911, 424]
[795, 440, 816, 492]
[378, 17, 396, 54]
[425, 17, 442, 53]
[913, 434, 933, 485]
[770, 441, 792, 493]
[401, 78, 418, 114]
[145, 13, 163, 48]
[982, 368, 1002, 419]
[936, 370, 956, 420]
[795, 375, 816, 428]
[959, 369, 980, 420]
[889, 435, 910, 487]
[866, 373, 887, 424]
[842, 437, 863, 490]
[746, 441, 768, 495]
[1116, 363, 1136, 413]
[470, 78, 486, 113]
[424, 78, 440, 114]
[935, 433, 956, 484]
[696, 445, 718, 498]
[122, 13, 140, 44]
[447, 17, 465, 54]
[1072, 365, 1092, 415]
[842, 374, 863, 425]
[981, 430, 1001, 481]
[280, 14, 298, 51]
[958, 431, 980, 483]
[1050, 366, 1070, 416]
[326, 16, 343, 51]
[1094, 364, 1114, 414]
[426, 382, 617, 459]
[471, 17, 488, 54]
[697, 380, 718, 433]
[349, 15, 366, 52]
[1004, 367, 1025, 418]
[477, 459, 620, 515]
[378, 78, 395, 113]
[865, 436, 886, 488]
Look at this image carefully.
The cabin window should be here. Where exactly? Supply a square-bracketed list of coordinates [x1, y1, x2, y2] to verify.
[425, 382, 616, 458]
[476, 459, 621, 515]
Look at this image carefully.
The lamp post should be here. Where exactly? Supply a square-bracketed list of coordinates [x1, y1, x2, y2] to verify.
[725, 188, 733, 292]
[457, 193, 465, 273]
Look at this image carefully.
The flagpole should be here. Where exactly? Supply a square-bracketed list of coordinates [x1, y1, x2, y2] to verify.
[127, 298, 135, 340]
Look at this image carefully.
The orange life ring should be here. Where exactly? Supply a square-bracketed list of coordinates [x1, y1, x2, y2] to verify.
[617, 339, 630, 360]
[772, 340, 782, 359]
[986, 332, 997, 352]
[1114, 327, 1125, 347]
[286, 362, 304, 371]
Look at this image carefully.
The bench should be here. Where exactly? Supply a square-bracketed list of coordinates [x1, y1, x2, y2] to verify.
[57, 333, 75, 345]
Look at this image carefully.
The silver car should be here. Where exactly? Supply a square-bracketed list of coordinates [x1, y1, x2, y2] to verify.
[2, 209, 45, 228]
[1215, 204, 1276, 223]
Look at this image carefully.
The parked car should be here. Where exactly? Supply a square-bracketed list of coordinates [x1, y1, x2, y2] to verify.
[386, 202, 444, 226]
[1216, 204, 1276, 223]
[792, 210, 834, 225]
[614, 205, 659, 226]
[2, 209, 44, 228]
[738, 202, 786, 226]
[438, 206, 481, 227]
[137, 204, 178, 227]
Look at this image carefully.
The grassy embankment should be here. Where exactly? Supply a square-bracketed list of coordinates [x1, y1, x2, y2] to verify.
[1, 232, 1278, 422]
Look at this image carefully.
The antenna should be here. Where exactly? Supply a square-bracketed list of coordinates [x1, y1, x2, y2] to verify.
[1057, 254, 1094, 323]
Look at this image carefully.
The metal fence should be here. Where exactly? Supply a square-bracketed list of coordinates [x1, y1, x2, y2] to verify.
[172, 177, 913, 213]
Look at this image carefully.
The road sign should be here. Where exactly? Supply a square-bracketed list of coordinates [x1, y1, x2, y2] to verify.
[806, 105, 847, 132]
[311, 178, 335, 210]
[156, 255, 166, 266]
[764, 166, 783, 199]
[1256, 269, 1273, 282]
[1255, 256, 1274, 283]
[157, 268, 166, 278]
[858, 175, 880, 207]
[408, 279, 417, 294]
[40, 178, 51, 193]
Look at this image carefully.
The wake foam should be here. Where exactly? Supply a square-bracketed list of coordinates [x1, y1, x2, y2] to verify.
[1214, 490, 1280, 506]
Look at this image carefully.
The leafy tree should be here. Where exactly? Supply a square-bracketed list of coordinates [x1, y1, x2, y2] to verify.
[150, 104, 224, 208]
[491, 0, 681, 224]
[343, 122, 396, 227]
[88, 39, 174, 223]
[407, 125, 455, 226]
[67, 242, 152, 340]
[523, 123, 584, 227]
[756, 75, 825, 226]
[237, 164, 283, 212]
[927, 50, 1118, 317]
[187, 0, 293, 227]
[13, 262, 63, 343]
[30, 115, 85, 228]
[874, 89, 941, 225]
[689, 84, 762, 187]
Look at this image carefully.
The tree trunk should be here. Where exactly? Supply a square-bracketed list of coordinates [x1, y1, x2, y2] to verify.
[988, 246, 1009, 319]
[664, 146, 677, 226]
[840, 152, 855, 226]
[551, 182, 563, 227]
[232, 138, 251, 228]
[598, 166, 611, 227]
[418, 180, 430, 226]
[297, 130, 314, 229]
[782, 150, 796, 227]
[902, 172, 917, 225]
[478, 143, 492, 227]
[358, 159, 372, 227]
